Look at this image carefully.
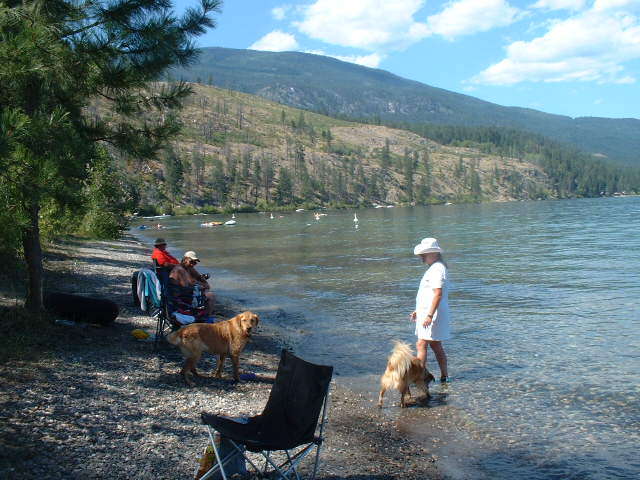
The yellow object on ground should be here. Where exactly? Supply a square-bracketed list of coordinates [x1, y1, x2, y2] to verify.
[131, 329, 149, 340]
[195, 445, 215, 479]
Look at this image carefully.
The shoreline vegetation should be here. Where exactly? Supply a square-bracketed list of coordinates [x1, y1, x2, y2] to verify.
[0, 234, 445, 479]
[132, 192, 640, 218]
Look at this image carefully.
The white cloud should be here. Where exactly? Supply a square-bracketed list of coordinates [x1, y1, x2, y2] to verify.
[272, 7, 286, 21]
[249, 30, 299, 52]
[271, 5, 291, 21]
[427, 0, 520, 39]
[306, 49, 385, 68]
[294, 0, 429, 50]
[531, 0, 587, 11]
[593, 0, 639, 12]
[472, 4, 640, 85]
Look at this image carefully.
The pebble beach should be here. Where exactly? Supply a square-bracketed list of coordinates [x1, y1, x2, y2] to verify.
[0, 235, 446, 479]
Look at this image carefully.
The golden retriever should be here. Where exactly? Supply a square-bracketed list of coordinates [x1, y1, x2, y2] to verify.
[378, 341, 435, 408]
[167, 311, 259, 387]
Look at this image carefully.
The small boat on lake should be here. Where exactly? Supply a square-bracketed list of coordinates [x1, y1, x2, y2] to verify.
[200, 221, 223, 227]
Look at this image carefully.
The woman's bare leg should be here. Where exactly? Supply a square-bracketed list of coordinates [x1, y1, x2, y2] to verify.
[416, 339, 428, 368]
[429, 341, 448, 378]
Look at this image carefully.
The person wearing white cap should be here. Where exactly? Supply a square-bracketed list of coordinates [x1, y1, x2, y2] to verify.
[169, 251, 215, 317]
[410, 237, 450, 383]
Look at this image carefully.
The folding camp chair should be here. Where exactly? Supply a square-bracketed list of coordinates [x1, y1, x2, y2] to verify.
[199, 349, 333, 480]
[152, 260, 207, 349]
[152, 260, 179, 349]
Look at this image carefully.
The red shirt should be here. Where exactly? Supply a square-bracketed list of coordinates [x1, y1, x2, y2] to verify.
[151, 248, 179, 267]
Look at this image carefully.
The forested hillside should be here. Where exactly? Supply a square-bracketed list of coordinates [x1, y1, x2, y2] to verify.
[100, 83, 638, 216]
[167, 47, 640, 167]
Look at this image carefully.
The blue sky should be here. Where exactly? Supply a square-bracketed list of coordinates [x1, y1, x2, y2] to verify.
[175, 0, 640, 120]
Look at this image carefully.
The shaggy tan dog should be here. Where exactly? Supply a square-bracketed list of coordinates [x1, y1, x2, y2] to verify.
[167, 311, 259, 387]
[378, 341, 435, 408]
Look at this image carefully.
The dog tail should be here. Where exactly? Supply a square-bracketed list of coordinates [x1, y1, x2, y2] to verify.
[385, 341, 415, 384]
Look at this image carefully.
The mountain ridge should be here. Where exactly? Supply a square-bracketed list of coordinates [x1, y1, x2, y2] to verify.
[168, 47, 640, 166]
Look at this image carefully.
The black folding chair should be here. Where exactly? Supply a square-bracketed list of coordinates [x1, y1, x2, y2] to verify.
[199, 350, 333, 480]
[152, 260, 179, 349]
[152, 260, 208, 349]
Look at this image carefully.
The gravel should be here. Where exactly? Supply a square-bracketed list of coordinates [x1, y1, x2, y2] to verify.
[0, 235, 444, 480]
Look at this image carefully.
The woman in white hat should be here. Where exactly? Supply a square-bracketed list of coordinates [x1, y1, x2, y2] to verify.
[411, 237, 450, 382]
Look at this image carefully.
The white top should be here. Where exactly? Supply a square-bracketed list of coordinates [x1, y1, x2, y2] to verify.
[414, 261, 451, 341]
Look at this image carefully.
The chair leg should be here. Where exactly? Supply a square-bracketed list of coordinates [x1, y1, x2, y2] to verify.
[285, 450, 302, 480]
[311, 442, 322, 480]
[265, 445, 316, 480]
[153, 311, 164, 350]
[261, 452, 292, 479]
[154, 309, 178, 351]
[227, 438, 261, 475]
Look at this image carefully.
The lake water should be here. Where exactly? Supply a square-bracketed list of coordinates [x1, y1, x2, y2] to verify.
[135, 197, 640, 479]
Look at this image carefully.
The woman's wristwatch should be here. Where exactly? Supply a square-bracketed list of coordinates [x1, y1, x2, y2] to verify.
[427, 313, 433, 318]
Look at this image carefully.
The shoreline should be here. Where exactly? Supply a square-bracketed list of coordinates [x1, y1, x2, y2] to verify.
[0, 234, 446, 479]
[133, 193, 636, 223]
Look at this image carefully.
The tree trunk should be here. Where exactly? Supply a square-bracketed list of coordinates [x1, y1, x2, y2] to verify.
[23, 202, 43, 311]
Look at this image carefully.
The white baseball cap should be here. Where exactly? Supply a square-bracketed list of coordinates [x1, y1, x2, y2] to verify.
[184, 251, 200, 262]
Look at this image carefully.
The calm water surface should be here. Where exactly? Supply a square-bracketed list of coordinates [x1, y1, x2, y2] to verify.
[135, 197, 639, 479]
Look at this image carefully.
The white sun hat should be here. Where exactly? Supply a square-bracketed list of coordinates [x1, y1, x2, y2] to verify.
[413, 237, 443, 255]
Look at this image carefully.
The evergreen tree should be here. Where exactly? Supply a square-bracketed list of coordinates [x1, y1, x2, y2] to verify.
[192, 149, 205, 186]
[381, 138, 391, 170]
[163, 146, 184, 205]
[468, 160, 482, 199]
[322, 129, 332, 151]
[252, 160, 262, 203]
[0, 0, 220, 310]
[294, 141, 306, 177]
[454, 156, 465, 178]
[242, 148, 252, 179]
[297, 111, 306, 132]
[275, 167, 293, 205]
[80, 148, 134, 238]
[211, 163, 228, 205]
[300, 173, 315, 202]
[261, 154, 275, 203]
[402, 148, 415, 202]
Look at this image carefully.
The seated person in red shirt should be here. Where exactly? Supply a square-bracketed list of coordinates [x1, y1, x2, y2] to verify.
[151, 238, 179, 269]
[169, 251, 215, 317]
